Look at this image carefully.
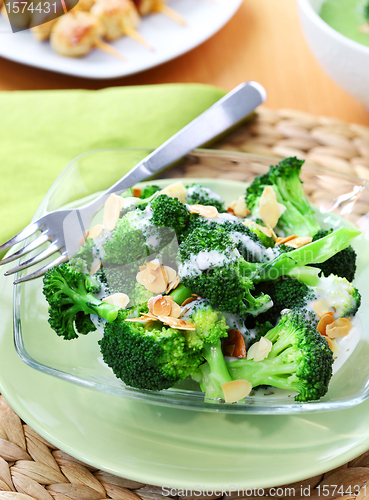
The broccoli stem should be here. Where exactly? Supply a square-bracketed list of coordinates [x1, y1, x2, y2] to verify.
[200, 340, 233, 399]
[169, 284, 193, 305]
[227, 357, 300, 393]
[262, 227, 360, 281]
[61, 280, 119, 323]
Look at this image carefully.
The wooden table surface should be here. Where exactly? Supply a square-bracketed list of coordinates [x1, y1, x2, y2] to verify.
[0, 0, 368, 126]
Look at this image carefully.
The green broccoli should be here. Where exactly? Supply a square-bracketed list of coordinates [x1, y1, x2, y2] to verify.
[70, 238, 98, 271]
[43, 262, 120, 340]
[100, 313, 202, 391]
[140, 185, 161, 199]
[179, 224, 360, 315]
[185, 184, 226, 213]
[227, 310, 334, 402]
[245, 157, 320, 237]
[149, 194, 190, 238]
[311, 229, 357, 282]
[364, 1, 369, 22]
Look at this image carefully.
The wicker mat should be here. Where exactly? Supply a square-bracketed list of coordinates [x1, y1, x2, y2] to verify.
[2, 108, 369, 500]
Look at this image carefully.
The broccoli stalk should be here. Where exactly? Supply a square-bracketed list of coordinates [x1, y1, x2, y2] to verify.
[227, 311, 334, 402]
[245, 157, 320, 237]
[179, 225, 360, 315]
[43, 263, 120, 340]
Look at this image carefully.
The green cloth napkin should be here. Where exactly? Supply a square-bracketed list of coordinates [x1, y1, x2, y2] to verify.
[0, 83, 226, 246]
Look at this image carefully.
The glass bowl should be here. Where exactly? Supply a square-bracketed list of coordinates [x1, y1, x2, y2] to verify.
[13, 148, 369, 414]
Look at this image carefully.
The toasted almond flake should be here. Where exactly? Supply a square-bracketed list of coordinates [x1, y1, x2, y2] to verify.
[103, 193, 121, 231]
[275, 235, 298, 246]
[259, 186, 280, 229]
[150, 296, 172, 317]
[233, 196, 250, 218]
[188, 204, 219, 218]
[159, 182, 187, 203]
[136, 269, 147, 286]
[103, 293, 130, 309]
[166, 274, 180, 293]
[88, 224, 103, 239]
[164, 266, 177, 283]
[125, 317, 156, 324]
[132, 188, 142, 198]
[90, 260, 101, 275]
[169, 301, 182, 319]
[313, 299, 332, 319]
[326, 318, 353, 339]
[317, 312, 335, 335]
[181, 296, 198, 306]
[285, 236, 313, 248]
[224, 329, 246, 358]
[157, 315, 196, 330]
[326, 337, 339, 354]
[227, 203, 236, 215]
[146, 259, 161, 271]
[222, 380, 252, 403]
[145, 272, 157, 284]
[242, 219, 273, 238]
[253, 337, 272, 362]
[246, 342, 258, 360]
[267, 224, 278, 241]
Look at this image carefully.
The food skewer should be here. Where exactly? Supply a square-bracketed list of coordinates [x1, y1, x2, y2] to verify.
[91, 0, 153, 49]
[49, 10, 125, 59]
[133, 0, 186, 26]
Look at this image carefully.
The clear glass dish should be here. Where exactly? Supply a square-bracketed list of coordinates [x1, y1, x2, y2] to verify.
[13, 148, 369, 414]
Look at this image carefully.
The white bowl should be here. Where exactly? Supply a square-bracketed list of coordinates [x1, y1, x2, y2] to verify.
[297, 0, 369, 108]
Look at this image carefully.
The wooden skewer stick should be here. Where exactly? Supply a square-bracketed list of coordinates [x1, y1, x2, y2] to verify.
[155, 3, 186, 26]
[124, 25, 154, 51]
[95, 39, 126, 60]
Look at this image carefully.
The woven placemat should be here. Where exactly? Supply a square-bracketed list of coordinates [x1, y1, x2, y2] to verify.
[2, 108, 369, 500]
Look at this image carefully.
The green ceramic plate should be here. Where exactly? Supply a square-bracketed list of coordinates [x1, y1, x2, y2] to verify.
[2, 149, 369, 488]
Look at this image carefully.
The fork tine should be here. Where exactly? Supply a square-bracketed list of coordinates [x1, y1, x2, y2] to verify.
[0, 232, 51, 266]
[4, 242, 62, 276]
[13, 254, 69, 284]
[0, 221, 42, 254]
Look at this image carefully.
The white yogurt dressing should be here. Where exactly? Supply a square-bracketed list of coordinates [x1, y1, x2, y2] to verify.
[178, 248, 239, 277]
[186, 185, 224, 203]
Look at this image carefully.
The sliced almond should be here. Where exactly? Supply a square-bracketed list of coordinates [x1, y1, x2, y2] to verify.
[326, 337, 339, 354]
[223, 329, 246, 358]
[242, 219, 273, 238]
[164, 266, 177, 283]
[233, 196, 250, 218]
[166, 274, 180, 293]
[159, 182, 187, 203]
[88, 224, 103, 240]
[125, 317, 156, 324]
[313, 299, 332, 319]
[103, 193, 121, 231]
[285, 236, 313, 248]
[246, 337, 272, 361]
[275, 235, 298, 246]
[132, 188, 142, 198]
[326, 318, 353, 339]
[317, 312, 335, 335]
[253, 337, 272, 361]
[103, 293, 130, 309]
[146, 259, 161, 271]
[157, 315, 196, 330]
[259, 186, 280, 229]
[145, 271, 157, 284]
[188, 204, 219, 218]
[168, 300, 182, 319]
[222, 379, 252, 403]
[148, 295, 171, 317]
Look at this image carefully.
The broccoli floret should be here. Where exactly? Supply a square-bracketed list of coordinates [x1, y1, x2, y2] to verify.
[100, 313, 203, 391]
[312, 229, 357, 282]
[70, 238, 98, 271]
[227, 310, 334, 402]
[43, 262, 120, 340]
[179, 224, 360, 316]
[246, 221, 275, 248]
[185, 184, 226, 213]
[315, 275, 361, 317]
[364, 1, 369, 22]
[245, 157, 320, 237]
[140, 185, 161, 199]
[183, 299, 228, 350]
[149, 194, 190, 238]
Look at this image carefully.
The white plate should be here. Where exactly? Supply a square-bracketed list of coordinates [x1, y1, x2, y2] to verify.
[0, 0, 242, 79]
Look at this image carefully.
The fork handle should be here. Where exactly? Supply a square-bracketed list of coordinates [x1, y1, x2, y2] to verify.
[102, 81, 266, 197]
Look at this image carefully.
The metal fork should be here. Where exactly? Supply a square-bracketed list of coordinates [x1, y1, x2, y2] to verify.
[0, 81, 266, 284]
